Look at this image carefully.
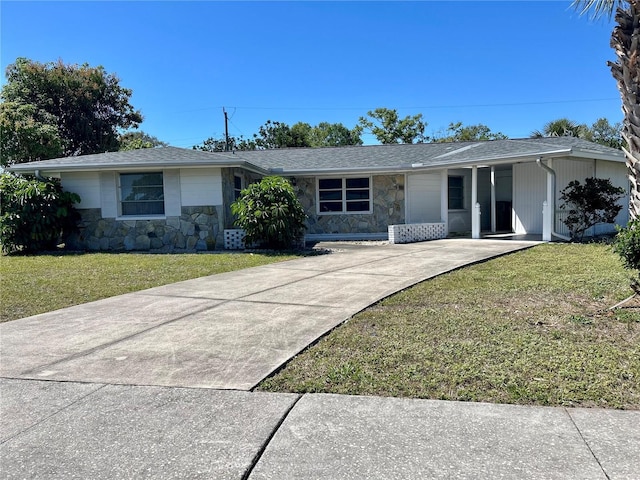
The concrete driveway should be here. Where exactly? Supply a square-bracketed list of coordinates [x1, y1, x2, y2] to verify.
[3, 239, 638, 479]
[1, 239, 539, 390]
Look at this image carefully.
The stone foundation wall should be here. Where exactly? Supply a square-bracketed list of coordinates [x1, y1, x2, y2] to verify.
[68, 206, 224, 252]
[295, 174, 405, 235]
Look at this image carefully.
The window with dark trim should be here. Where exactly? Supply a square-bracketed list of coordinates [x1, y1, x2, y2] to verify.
[120, 172, 165, 216]
[318, 177, 371, 214]
[448, 176, 464, 210]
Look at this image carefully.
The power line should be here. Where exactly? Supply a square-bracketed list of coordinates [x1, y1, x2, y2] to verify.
[162, 97, 619, 115]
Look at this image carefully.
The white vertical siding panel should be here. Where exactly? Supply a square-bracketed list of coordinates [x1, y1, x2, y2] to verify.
[554, 158, 594, 198]
[513, 162, 546, 234]
[61, 172, 101, 208]
[406, 172, 441, 223]
[595, 160, 630, 233]
[99, 172, 117, 218]
[180, 168, 223, 206]
[164, 170, 181, 217]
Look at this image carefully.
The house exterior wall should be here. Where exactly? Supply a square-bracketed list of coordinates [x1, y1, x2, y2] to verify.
[220, 167, 263, 229]
[513, 162, 547, 234]
[513, 157, 629, 236]
[447, 168, 472, 233]
[61, 167, 227, 251]
[406, 172, 441, 223]
[594, 160, 630, 234]
[67, 206, 223, 251]
[296, 174, 405, 235]
[60, 172, 101, 209]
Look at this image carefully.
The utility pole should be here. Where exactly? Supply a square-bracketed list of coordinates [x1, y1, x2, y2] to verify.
[223, 107, 230, 152]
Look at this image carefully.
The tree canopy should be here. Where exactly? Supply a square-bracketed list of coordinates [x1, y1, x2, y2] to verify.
[0, 57, 143, 166]
[530, 117, 623, 149]
[358, 108, 426, 144]
[431, 122, 508, 143]
[119, 131, 167, 151]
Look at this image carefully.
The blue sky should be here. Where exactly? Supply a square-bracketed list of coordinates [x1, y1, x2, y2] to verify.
[1, 1, 621, 147]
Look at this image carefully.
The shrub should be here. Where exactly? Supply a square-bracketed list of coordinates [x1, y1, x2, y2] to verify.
[231, 176, 307, 250]
[559, 177, 625, 241]
[613, 218, 640, 271]
[0, 172, 80, 254]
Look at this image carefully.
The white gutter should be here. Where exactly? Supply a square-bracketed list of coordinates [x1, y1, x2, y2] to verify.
[536, 158, 571, 241]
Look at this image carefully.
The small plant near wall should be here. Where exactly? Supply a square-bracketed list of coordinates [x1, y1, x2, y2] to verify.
[231, 176, 307, 250]
[0, 172, 80, 254]
[559, 177, 625, 242]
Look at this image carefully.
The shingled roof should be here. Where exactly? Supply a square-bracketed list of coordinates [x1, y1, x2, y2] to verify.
[9, 137, 624, 175]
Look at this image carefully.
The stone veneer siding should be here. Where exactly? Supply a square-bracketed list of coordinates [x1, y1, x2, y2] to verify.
[295, 174, 405, 235]
[68, 206, 224, 252]
[221, 167, 263, 229]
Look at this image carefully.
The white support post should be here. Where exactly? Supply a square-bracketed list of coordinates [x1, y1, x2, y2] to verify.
[471, 166, 480, 239]
[542, 201, 551, 241]
[490, 166, 496, 233]
[546, 158, 554, 236]
[440, 169, 449, 235]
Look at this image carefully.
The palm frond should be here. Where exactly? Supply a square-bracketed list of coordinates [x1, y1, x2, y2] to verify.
[572, 0, 619, 19]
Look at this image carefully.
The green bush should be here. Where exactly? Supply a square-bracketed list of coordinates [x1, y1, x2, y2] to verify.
[0, 172, 81, 254]
[613, 218, 640, 271]
[231, 176, 307, 249]
[559, 177, 625, 241]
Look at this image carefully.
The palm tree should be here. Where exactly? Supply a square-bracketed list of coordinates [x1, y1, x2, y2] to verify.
[573, 0, 640, 217]
[530, 118, 588, 138]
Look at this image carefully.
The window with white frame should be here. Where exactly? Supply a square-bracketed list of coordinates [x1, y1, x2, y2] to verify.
[120, 172, 165, 216]
[318, 177, 371, 214]
[448, 175, 464, 210]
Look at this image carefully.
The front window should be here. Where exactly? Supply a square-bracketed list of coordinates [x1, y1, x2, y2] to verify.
[120, 172, 165, 216]
[318, 177, 371, 214]
[448, 176, 464, 210]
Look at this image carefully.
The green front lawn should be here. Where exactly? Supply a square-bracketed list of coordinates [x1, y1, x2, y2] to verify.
[258, 243, 640, 409]
[0, 251, 299, 322]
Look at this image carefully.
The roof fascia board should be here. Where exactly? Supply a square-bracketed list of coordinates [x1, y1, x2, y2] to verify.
[9, 160, 268, 175]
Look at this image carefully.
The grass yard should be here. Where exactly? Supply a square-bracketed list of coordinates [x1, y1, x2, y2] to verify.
[0, 251, 300, 322]
[259, 243, 640, 409]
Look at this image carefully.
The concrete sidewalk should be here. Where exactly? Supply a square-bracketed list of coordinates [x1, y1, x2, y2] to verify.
[2, 380, 638, 479]
[2, 239, 638, 479]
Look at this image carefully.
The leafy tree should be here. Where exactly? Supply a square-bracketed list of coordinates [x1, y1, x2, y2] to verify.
[431, 122, 508, 143]
[308, 122, 363, 147]
[119, 131, 167, 151]
[559, 177, 625, 241]
[0, 172, 81, 254]
[231, 176, 307, 249]
[358, 108, 426, 144]
[0, 57, 142, 164]
[584, 117, 623, 149]
[193, 135, 257, 152]
[573, 1, 640, 218]
[0, 102, 63, 166]
[253, 120, 310, 149]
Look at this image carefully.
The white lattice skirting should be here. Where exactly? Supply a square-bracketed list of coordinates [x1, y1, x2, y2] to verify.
[224, 229, 246, 250]
[388, 223, 447, 244]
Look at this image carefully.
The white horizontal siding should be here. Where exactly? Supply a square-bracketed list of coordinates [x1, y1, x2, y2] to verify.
[99, 172, 117, 218]
[164, 170, 181, 217]
[406, 173, 441, 223]
[180, 168, 223, 206]
[61, 172, 100, 208]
